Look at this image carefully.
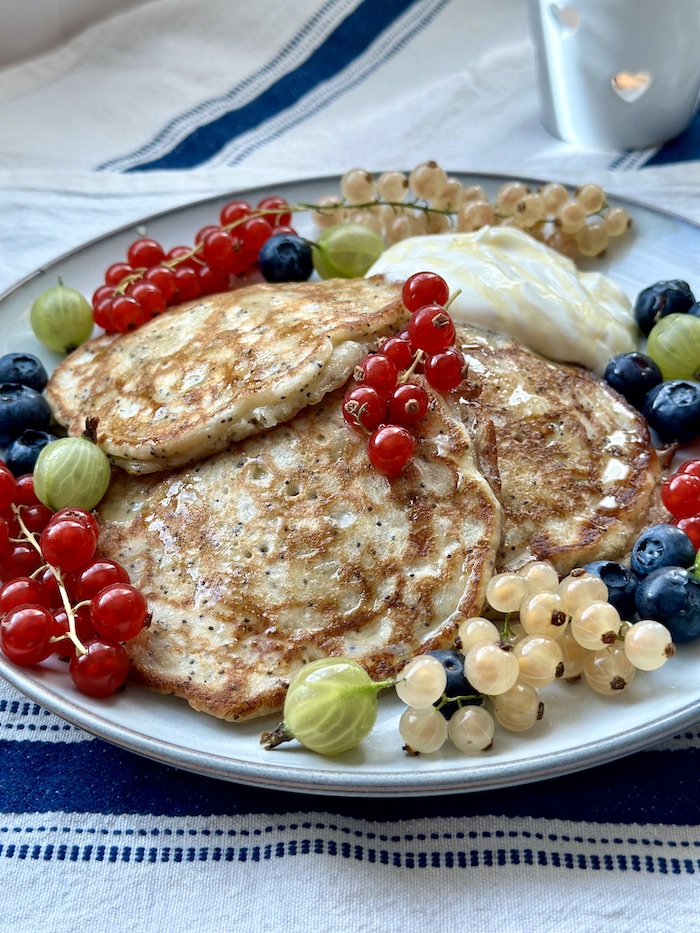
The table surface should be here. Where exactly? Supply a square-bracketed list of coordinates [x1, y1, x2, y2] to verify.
[2, 2, 700, 931]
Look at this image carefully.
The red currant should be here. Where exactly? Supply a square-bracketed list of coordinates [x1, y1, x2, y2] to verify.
[34, 565, 63, 610]
[408, 304, 456, 353]
[220, 200, 252, 227]
[380, 335, 414, 372]
[201, 229, 238, 272]
[166, 245, 200, 271]
[673, 516, 700, 550]
[2, 513, 19, 540]
[342, 386, 387, 433]
[128, 281, 167, 317]
[238, 216, 273, 252]
[388, 383, 429, 424]
[423, 347, 466, 391]
[679, 460, 700, 479]
[228, 243, 257, 276]
[144, 265, 178, 303]
[16, 503, 53, 535]
[661, 473, 700, 518]
[173, 266, 202, 302]
[51, 605, 97, 658]
[126, 238, 165, 269]
[367, 425, 415, 476]
[69, 640, 130, 696]
[194, 225, 220, 245]
[110, 295, 151, 332]
[91, 583, 148, 642]
[51, 508, 100, 539]
[14, 475, 40, 507]
[92, 284, 116, 308]
[0, 577, 50, 614]
[0, 517, 9, 556]
[401, 272, 449, 313]
[197, 264, 230, 296]
[354, 353, 398, 397]
[1, 604, 54, 665]
[0, 464, 16, 512]
[51, 605, 97, 657]
[272, 224, 298, 236]
[256, 196, 292, 227]
[73, 559, 130, 602]
[1, 542, 43, 578]
[93, 298, 115, 330]
[104, 262, 135, 287]
[40, 517, 97, 572]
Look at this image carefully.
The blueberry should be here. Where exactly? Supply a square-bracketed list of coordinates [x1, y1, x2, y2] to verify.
[0, 383, 51, 447]
[633, 280, 695, 336]
[4, 429, 57, 476]
[583, 560, 639, 617]
[642, 380, 700, 443]
[635, 566, 700, 643]
[603, 352, 663, 409]
[258, 234, 313, 283]
[689, 302, 700, 319]
[630, 523, 696, 579]
[0, 352, 48, 394]
[427, 649, 482, 719]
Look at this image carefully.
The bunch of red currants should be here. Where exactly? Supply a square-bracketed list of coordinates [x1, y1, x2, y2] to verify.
[342, 271, 466, 475]
[91, 197, 294, 333]
[0, 462, 149, 697]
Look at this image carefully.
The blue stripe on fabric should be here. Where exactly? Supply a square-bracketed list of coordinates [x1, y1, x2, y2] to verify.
[98, 0, 354, 173]
[0, 831, 696, 872]
[644, 110, 700, 166]
[207, 0, 451, 169]
[119, 0, 424, 172]
[1, 738, 699, 825]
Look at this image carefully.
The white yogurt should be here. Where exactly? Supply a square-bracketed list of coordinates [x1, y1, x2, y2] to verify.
[367, 226, 637, 375]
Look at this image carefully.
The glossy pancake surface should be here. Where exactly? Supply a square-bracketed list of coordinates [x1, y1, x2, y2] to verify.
[456, 326, 661, 574]
[46, 277, 405, 474]
[95, 380, 502, 721]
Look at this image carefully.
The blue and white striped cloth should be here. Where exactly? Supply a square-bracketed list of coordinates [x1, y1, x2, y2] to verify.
[2, 1, 700, 930]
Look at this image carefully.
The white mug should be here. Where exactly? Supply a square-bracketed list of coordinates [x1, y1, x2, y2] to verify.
[528, 0, 700, 150]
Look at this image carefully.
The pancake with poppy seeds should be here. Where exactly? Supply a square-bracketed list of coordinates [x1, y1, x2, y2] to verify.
[94, 379, 501, 721]
[46, 276, 405, 475]
[456, 326, 661, 574]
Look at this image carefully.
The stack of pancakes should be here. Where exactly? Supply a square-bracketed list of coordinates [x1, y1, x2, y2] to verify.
[45, 276, 661, 721]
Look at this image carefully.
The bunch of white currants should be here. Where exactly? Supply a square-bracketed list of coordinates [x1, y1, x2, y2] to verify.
[311, 163, 632, 259]
[395, 560, 674, 755]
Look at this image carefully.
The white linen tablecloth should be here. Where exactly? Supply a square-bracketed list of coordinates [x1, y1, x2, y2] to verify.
[2, 2, 700, 930]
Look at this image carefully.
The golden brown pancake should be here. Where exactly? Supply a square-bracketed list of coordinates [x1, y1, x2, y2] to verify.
[95, 379, 501, 721]
[46, 277, 405, 474]
[456, 326, 661, 574]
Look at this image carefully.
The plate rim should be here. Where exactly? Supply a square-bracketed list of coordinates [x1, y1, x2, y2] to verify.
[2, 648, 700, 796]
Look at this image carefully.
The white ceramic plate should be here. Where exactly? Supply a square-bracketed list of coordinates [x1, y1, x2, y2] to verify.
[1, 174, 699, 797]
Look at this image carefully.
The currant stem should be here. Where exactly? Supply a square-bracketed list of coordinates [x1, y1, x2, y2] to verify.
[11, 504, 88, 657]
[435, 692, 483, 710]
[500, 612, 515, 641]
[444, 289, 462, 312]
[296, 198, 456, 219]
[114, 268, 147, 295]
[344, 400, 373, 435]
[11, 504, 42, 556]
[52, 565, 88, 657]
[398, 349, 425, 383]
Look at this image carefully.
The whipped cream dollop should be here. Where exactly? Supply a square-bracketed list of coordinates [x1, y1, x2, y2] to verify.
[367, 226, 637, 374]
